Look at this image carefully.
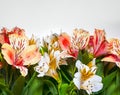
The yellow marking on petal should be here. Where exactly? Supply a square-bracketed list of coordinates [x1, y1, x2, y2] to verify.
[29, 35, 36, 45]
[87, 61, 93, 68]
[49, 52, 57, 70]
[81, 68, 94, 81]
[47, 69, 59, 81]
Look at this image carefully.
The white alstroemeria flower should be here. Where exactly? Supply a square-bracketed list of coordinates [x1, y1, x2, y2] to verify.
[73, 59, 103, 95]
[82, 75, 103, 94]
[35, 50, 64, 80]
[34, 53, 50, 77]
[43, 34, 59, 50]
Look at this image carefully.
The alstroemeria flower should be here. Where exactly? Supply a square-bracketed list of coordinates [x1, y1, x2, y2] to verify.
[34, 53, 50, 77]
[42, 33, 61, 52]
[88, 29, 108, 57]
[58, 32, 71, 51]
[102, 38, 120, 67]
[58, 32, 78, 58]
[58, 29, 90, 59]
[72, 29, 90, 50]
[1, 29, 41, 77]
[10, 27, 25, 36]
[0, 28, 10, 44]
[35, 50, 62, 80]
[73, 59, 103, 95]
[35, 33, 67, 80]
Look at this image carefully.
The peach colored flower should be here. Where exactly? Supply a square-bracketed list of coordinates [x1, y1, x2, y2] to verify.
[72, 29, 90, 50]
[102, 38, 120, 67]
[1, 29, 41, 77]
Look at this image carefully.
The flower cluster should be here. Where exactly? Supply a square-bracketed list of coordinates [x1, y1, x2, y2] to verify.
[0, 27, 120, 95]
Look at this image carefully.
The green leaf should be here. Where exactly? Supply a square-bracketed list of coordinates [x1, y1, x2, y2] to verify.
[96, 63, 104, 77]
[27, 78, 43, 95]
[44, 79, 58, 95]
[39, 46, 48, 55]
[12, 76, 25, 95]
[0, 74, 13, 95]
[102, 70, 117, 91]
[0, 82, 13, 95]
[116, 69, 120, 87]
[59, 83, 69, 95]
[114, 69, 120, 95]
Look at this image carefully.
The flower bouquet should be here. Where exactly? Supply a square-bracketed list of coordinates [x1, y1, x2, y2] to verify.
[0, 27, 120, 95]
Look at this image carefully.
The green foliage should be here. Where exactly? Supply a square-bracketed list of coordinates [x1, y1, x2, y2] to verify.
[0, 75, 13, 95]
[26, 77, 58, 95]
[11, 76, 25, 95]
[77, 50, 93, 64]
[0, 48, 120, 95]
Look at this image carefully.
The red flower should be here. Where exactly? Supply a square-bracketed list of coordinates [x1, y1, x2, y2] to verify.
[88, 29, 108, 57]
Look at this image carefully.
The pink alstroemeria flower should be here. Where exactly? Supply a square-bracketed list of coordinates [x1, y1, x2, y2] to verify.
[1, 28, 41, 76]
[102, 39, 120, 68]
[88, 29, 108, 57]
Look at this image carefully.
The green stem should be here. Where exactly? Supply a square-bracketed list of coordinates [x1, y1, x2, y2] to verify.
[60, 70, 71, 82]
[58, 79, 62, 95]
[72, 66, 76, 77]
[5, 63, 9, 85]
[22, 72, 37, 95]
[8, 70, 13, 87]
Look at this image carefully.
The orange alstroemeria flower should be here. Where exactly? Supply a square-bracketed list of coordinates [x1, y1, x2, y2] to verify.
[0, 28, 10, 44]
[88, 29, 108, 57]
[1, 28, 41, 77]
[102, 39, 120, 68]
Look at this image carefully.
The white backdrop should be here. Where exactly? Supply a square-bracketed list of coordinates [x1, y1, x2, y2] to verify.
[0, 0, 120, 38]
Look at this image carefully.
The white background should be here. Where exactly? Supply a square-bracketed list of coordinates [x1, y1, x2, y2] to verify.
[0, 0, 120, 38]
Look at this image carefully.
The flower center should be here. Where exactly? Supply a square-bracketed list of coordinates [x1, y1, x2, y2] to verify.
[81, 68, 94, 81]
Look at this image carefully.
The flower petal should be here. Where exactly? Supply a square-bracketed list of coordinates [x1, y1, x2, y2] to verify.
[72, 29, 90, 50]
[102, 54, 120, 63]
[18, 66, 28, 77]
[82, 75, 103, 94]
[1, 43, 15, 65]
[73, 72, 81, 90]
[76, 60, 89, 72]
[58, 33, 71, 51]
[93, 29, 108, 57]
[22, 45, 41, 65]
